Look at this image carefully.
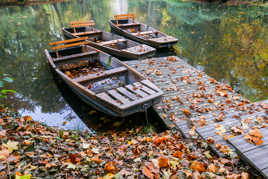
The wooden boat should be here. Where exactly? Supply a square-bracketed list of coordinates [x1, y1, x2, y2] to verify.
[109, 14, 178, 48]
[62, 20, 156, 60]
[44, 37, 163, 117]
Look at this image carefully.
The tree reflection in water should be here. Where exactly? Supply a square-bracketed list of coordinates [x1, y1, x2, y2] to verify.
[0, 0, 267, 130]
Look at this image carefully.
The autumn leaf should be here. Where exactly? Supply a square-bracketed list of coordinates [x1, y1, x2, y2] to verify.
[190, 160, 206, 172]
[183, 109, 191, 116]
[167, 56, 176, 62]
[155, 70, 162, 76]
[207, 164, 218, 173]
[206, 137, 215, 144]
[241, 172, 249, 179]
[158, 156, 168, 168]
[0, 149, 9, 160]
[3, 140, 19, 153]
[172, 151, 183, 159]
[142, 165, 154, 179]
[104, 161, 118, 174]
[249, 129, 263, 138]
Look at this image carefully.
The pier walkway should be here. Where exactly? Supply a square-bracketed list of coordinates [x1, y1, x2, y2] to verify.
[126, 56, 268, 178]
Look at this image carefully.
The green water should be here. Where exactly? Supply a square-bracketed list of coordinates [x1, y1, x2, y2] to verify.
[0, 0, 267, 130]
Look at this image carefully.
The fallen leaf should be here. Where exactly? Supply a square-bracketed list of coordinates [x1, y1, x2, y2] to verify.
[142, 165, 154, 179]
[3, 140, 18, 153]
[158, 156, 168, 168]
[183, 109, 191, 116]
[172, 151, 183, 159]
[190, 160, 206, 172]
[104, 161, 118, 174]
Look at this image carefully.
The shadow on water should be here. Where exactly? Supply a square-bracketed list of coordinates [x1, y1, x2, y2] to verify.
[52, 69, 168, 133]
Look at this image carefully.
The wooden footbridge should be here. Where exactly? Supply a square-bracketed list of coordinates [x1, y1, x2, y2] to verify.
[126, 56, 268, 178]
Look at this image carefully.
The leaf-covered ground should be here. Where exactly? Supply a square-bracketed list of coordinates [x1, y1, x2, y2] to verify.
[0, 108, 252, 179]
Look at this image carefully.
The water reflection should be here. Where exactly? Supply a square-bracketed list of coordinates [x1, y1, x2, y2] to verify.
[0, 0, 267, 130]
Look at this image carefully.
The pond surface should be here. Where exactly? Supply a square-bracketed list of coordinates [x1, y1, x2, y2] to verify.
[0, 0, 267, 131]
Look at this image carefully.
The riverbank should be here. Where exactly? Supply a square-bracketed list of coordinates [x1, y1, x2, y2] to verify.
[0, 107, 251, 178]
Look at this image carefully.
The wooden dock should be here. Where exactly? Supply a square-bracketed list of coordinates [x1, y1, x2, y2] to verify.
[126, 56, 268, 178]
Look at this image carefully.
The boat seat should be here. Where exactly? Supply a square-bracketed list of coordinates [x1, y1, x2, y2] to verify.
[98, 39, 127, 46]
[74, 66, 127, 83]
[54, 51, 98, 62]
[117, 23, 140, 28]
[131, 31, 158, 36]
[72, 30, 102, 36]
[96, 79, 162, 109]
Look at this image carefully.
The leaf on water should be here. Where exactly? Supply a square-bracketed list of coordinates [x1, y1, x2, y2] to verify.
[3, 77, 14, 83]
[1, 89, 16, 94]
[0, 81, 3, 88]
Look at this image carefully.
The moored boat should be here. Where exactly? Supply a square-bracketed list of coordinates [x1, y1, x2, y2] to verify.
[44, 37, 163, 117]
[109, 13, 178, 48]
[62, 20, 156, 60]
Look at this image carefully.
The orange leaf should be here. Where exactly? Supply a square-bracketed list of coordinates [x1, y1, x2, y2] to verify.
[183, 109, 191, 116]
[249, 129, 263, 138]
[190, 160, 206, 172]
[172, 151, 183, 159]
[167, 56, 176, 62]
[241, 172, 249, 179]
[206, 137, 215, 144]
[104, 161, 117, 174]
[158, 156, 168, 168]
[207, 164, 218, 173]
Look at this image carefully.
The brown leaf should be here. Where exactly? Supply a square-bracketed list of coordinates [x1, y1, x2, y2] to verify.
[142, 166, 154, 179]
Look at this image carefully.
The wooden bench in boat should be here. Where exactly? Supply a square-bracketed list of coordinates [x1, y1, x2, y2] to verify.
[70, 20, 95, 33]
[74, 66, 128, 83]
[98, 39, 127, 46]
[72, 30, 102, 36]
[117, 23, 140, 28]
[114, 13, 136, 25]
[132, 31, 158, 36]
[49, 37, 91, 58]
[96, 79, 162, 109]
[54, 51, 98, 62]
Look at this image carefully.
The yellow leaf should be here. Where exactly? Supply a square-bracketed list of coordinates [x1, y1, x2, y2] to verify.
[15, 174, 31, 179]
[103, 173, 114, 179]
[3, 140, 19, 153]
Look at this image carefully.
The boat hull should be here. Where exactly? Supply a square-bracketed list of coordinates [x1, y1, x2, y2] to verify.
[109, 21, 178, 48]
[63, 28, 155, 60]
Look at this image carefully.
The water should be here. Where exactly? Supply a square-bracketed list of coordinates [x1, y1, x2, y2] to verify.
[0, 0, 267, 131]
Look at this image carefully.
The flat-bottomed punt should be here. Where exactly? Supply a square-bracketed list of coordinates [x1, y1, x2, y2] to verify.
[44, 37, 163, 117]
[62, 20, 156, 60]
[109, 14, 178, 48]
